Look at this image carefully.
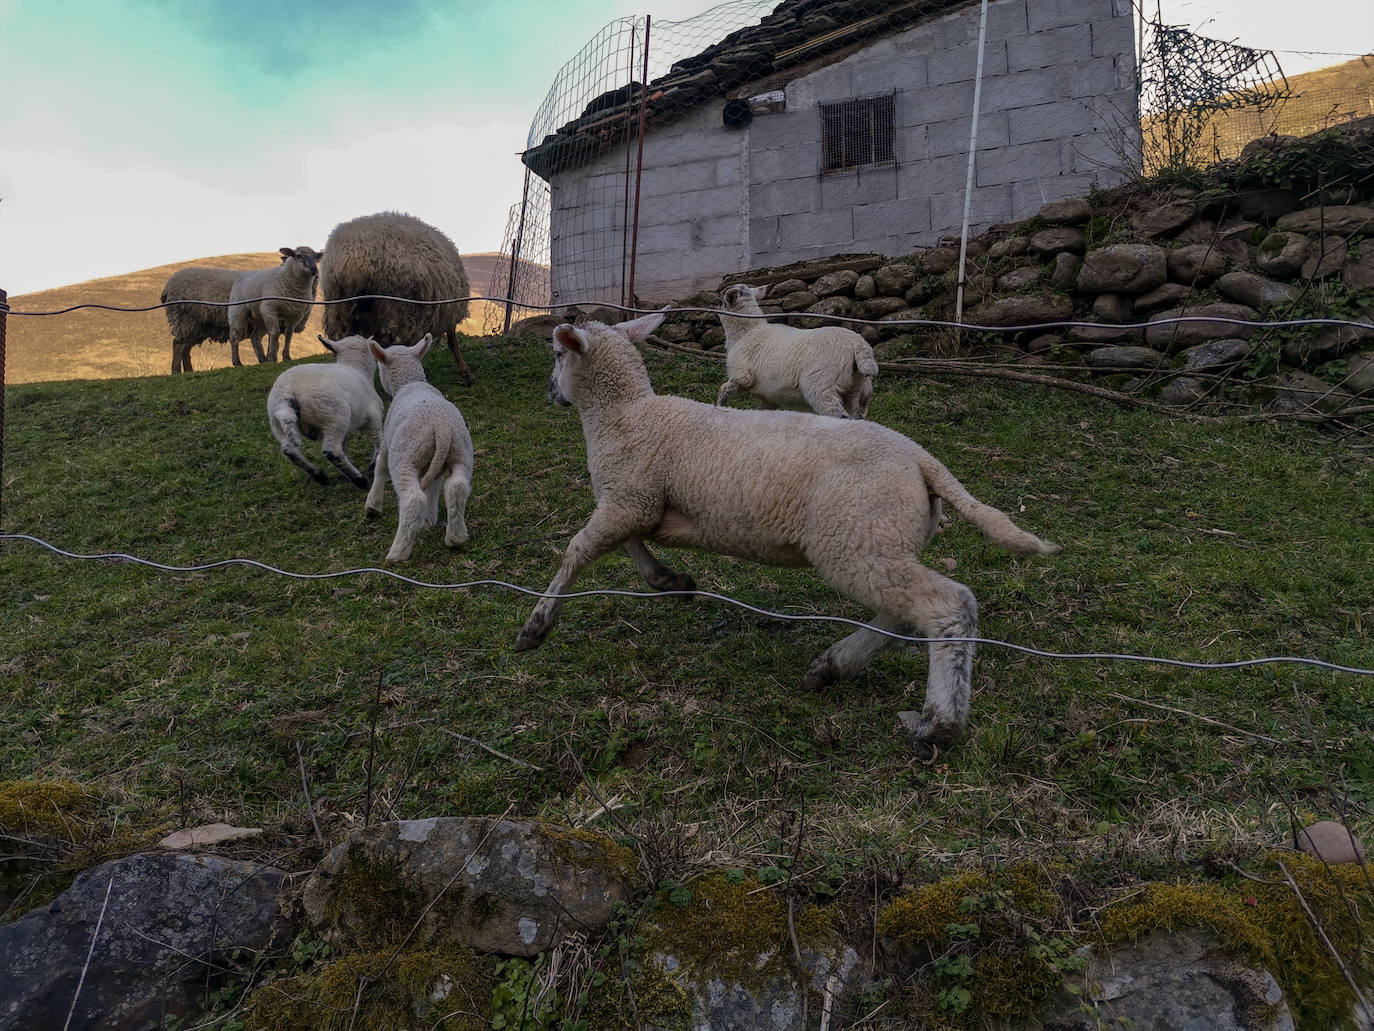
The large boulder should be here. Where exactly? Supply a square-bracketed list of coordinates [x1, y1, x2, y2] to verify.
[302, 817, 635, 956]
[1216, 271, 1300, 309]
[0, 852, 292, 1031]
[1274, 204, 1374, 235]
[972, 293, 1073, 327]
[1146, 303, 1258, 351]
[1077, 244, 1168, 294]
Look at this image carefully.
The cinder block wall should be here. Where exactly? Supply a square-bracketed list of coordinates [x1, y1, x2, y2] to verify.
[546, 0, 1139, 307]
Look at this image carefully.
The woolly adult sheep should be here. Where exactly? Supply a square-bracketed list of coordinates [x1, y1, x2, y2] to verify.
[515, 313, 1060, 755]
[715, 283, 878, 419]
[365, 333, 474, 563]
[320, 212, 475, 385]
[162, 266, 244, 374]
[228, 246, 322, 364]
[266, 334, 383, 488]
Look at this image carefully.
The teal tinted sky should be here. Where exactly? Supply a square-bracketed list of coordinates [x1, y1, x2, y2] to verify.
[0, 0, 1365, 294]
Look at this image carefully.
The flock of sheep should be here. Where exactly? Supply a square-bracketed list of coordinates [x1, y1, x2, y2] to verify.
[162, 212, 1059, 753]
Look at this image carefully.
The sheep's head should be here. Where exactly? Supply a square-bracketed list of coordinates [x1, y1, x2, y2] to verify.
[319, 333, 378, 375]
[370, 333, 434, 397]
[719, 283, 768, 313]
[280, 245, 323, 276]
[548, 312, 666, 409]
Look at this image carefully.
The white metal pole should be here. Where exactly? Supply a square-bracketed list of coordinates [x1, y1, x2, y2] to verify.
[954, 0, 990, 329]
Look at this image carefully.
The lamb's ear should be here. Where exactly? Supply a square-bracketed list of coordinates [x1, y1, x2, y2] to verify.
[413, 332, 434, 359]
[552, 323, 590, 354]
[615, 310, 667, 343]
[279, 246, 295, 259]
[318, 334, 337, 354]
[722, 286, 740, 307]
[369, 341, 389, 364]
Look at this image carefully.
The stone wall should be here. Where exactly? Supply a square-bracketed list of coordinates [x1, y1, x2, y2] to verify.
[653, 135, 1374, 416]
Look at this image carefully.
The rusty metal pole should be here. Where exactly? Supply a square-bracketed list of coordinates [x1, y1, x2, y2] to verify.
[620, 21, 639, 309]
[0, 287, 7, 526]
[626, 15, 651, 311]
[503, 166, 534, 335]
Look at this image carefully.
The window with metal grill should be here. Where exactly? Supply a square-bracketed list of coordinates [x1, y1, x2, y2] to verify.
[820, 93, 895, 173]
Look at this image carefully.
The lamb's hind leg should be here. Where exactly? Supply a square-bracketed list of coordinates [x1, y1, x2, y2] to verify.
[321, 430, 371, 489]
[386, 469, 428, 563]
[516, 504, 639, 650]
[442, 466, 470, 548]
[805, 384, 850, 419]
[623, 538, 695, 598]
[814, 557, 978, 756]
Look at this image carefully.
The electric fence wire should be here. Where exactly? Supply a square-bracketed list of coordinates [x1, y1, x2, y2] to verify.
[3, 532, 1371, 677]
[6, 291, 1374, 338]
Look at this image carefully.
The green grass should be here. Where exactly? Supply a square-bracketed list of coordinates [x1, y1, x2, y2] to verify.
[2, 333, 1371, 891]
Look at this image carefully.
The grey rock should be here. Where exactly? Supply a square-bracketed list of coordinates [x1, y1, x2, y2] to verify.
[853, 296, 907, 320]
[806, 295, 854, 318]
[1282, 322, 1374, 365]
[1345, 351, 1374, 395]
[1132, 199, 1198, 237]
[775, 290, 819, 312]
[1274, 204, 1374, 235]
[859, 325, 882, 345]
[656, 323, 695, 344]
[1159, 376, 1208, 405]
[1037, 198, 1093, 225]
[303, 817, 634, 957]
[1296, 821, 1366, 864]
[1145, 303, 1257, 351]
[1029, 226, 1086, 257]
[701, 327, 727, 349]
[1269, 370, 1358, 414]
[1026, 333, 1062, 353]
[1077, 243, 1168, 294]
[917, 247, 960, 274]
[1182, 339, 1256, 370]
[997, 266, 1042, 292]
[1168, 244, 1229, 285]
[0, 852, 291, 1031]
[873, 263, 918, 296]
[1342, 239, 1374, 292]
[1301, 236, 1348, 279]
[1049, 252, 1082, 290]
[1041, 928, 1294, 1031]
[853, 273, 876, 300]
[972, 292, 1073, 327]
[812, 269, 859, 297]
[767, 279, 809, 297]
[1084, 345, 1168, 370]
[1232, 188, 1300, 222]
[904, 278, 942, 306]
[1253, 232, 1311, 278]
[1066, 322, 1142, 344]
[1135, 282, 1195, 315]
[989, 236, 1031, 258]
[1216, 271, 1300, 309]
[1092, 293, 1133, 322]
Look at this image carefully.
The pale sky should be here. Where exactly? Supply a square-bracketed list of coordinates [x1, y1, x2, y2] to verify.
[0, 0, 1367, 296]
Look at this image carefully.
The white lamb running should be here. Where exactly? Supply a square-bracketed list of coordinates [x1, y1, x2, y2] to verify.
[515, 313, 1060, 755]
[366, 334, 474, 563]
[266, 334, 382, 488]
[715, 283, 878, 418]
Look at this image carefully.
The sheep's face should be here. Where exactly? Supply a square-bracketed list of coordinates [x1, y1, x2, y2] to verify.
[720, 284, 767, 313]
[547, 329, 582, 408]
[281, 246, 322, 276]
[549, 312, 667, 409]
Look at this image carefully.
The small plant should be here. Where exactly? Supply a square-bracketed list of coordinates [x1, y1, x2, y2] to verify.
[491, 956, 560, 1030]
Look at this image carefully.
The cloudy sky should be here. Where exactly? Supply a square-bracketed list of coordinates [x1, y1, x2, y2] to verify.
[0, 0, 1367, 295]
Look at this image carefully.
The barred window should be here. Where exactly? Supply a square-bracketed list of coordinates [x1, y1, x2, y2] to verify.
[820, 93, 895, 173]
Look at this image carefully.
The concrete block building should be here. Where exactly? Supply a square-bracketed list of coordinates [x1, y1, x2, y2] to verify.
[523, 0, 1141, 308]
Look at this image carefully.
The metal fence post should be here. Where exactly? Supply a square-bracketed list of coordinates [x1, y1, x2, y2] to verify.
[503, 167, 533, 335]
[626, 14, 651, 310]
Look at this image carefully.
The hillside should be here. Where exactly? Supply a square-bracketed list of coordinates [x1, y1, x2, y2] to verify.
[4, 252, 518, 384]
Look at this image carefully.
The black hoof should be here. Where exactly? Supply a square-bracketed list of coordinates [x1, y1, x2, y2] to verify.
[514, 627, 546, 652]
[802, 655, 841, 693]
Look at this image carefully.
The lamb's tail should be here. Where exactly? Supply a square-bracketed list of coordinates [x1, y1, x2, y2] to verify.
[918, 453, 1060, 556]
[853, 335, 879, 379]
[417, 430, 453, 490]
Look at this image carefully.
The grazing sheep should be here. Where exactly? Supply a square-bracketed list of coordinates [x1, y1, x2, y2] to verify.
[162, 266, 243, 374]
[266, 334, 383, 488]
[228, 246, 322, 364]
[515, 313, 1060, 755]
[365, 333, 474, 562]
[715, 283, 878, 419]
[320, 212, 475, 385]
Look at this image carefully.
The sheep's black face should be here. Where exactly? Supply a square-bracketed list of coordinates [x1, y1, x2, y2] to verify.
[294, 248, 320, 276]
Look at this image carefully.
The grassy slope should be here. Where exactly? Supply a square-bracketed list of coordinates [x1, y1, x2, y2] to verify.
[1, 337, 1370, 888]
[4, 253, 514, 384]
